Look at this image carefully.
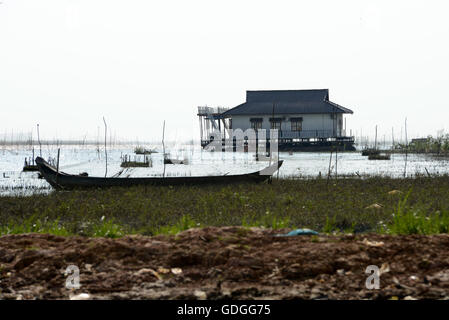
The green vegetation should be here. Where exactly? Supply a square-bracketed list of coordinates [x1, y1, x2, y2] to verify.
[1, 176, 449, 237]
[382, 190, 449, 235]
[91, 218, 125, 238]
[0, 215, 71, 236]
[155, 214, 199, 235]
[395, 134, 449, 154]
[0, 214, 125, 238]
[242, 214, 290, 229]
[323, 215, 338, 234]
[134, 146, 155, 155]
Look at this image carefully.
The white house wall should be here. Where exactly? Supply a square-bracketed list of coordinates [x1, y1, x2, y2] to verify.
[230, 114, 343, 135]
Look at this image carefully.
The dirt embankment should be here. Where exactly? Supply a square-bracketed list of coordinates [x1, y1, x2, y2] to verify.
[1, 227, 449, 299]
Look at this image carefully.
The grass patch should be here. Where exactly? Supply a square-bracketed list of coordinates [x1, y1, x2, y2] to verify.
[323, 215, 337, 234]
[242, 213, 290, 229]
[0, 214, 126, 238]
[1, 176, 449, 236]
[155, 214, 199, 235]
[382, 190, 449, 234]
[0, 215, 70, 236]
[91, 218, 126, 238]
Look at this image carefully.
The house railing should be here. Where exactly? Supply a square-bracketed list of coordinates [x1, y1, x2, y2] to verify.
[278, 130, 332, 139]
[201, 129, 353, 145]
[281, 130, 354, 139]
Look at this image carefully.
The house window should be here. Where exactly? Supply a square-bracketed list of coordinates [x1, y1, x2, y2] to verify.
[290, 117, 303, 131]
[229, 119, 232, 129]
[269, 117, 282, 130]
[270, 121, 281, 130]
[251, 122, 262, 130]
[250, 118, 263, 130]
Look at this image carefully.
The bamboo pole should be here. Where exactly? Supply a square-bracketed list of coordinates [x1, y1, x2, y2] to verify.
[270, 103, 274, 167]
[392, 127, 395, 161]
[37, 124, 42, 157]
[103, 117, 108, 177]
[55, 148, 60, 185]
[162, 120, 166, 178]
[334, 105, 337, 180]
[404, 118, 408, 177]
[327, 149, 333, 184]
[335, 145, 338, 180]
[392, 127, 395, 149]
[374, 125, 378, 150]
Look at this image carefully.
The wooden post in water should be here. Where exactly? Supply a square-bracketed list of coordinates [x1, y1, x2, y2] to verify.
[162, 120, 166, 178]
[55, 148, 60, 185]
[37, 124, 42, 157]
[56, 148, 60, 173]
[97, 126, 101, 159]
[334, 104, 337, 180]
[404, 118, 408, 177]
[270, 103, 274, 167]
[392, 127, 395, 149]
[327, 149, 333, 184]
[391, 127, 395, 161]
[335, 145, 338, 180]
[103, 117, 108, 177]
[275, 103, 280, 180]
[374, 125, 378, 150]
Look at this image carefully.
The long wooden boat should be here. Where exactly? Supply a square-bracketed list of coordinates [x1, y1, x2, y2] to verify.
[35, 157, 283, 190]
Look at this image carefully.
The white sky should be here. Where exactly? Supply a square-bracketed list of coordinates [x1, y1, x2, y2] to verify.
[1, 0, 448, 142]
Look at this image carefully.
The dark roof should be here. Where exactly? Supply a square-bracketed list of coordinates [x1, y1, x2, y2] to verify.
[221, 89, 353, 116]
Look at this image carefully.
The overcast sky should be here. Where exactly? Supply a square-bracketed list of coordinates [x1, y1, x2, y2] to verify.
[1, 0, 448, 143]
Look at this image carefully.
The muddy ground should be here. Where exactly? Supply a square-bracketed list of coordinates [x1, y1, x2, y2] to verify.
[1, 227, 449, 300]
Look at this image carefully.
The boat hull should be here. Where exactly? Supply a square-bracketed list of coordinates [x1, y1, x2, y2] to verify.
[35, 157, 283, 190]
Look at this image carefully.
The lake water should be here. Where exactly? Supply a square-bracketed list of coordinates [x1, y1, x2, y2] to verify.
[1, 144, 448, 196]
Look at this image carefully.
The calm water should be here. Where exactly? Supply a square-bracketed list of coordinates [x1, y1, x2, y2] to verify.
[1, 144, 448, 196]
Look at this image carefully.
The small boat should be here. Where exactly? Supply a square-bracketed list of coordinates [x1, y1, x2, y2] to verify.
[368, 153, 391, 160]
[134, 147, 157, 155]
[164, 158, 186, 165]
[23, 164, 39, 172]
[35, 157, 283, 189]
[23, 157, 39, 172]
[120, 161, 151, 168]
[163, 152, 187, 165]
[361, 149, 380, 156]
[120, 155, 152, 168]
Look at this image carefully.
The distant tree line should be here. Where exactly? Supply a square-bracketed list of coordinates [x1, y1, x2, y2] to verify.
[395, 134, 449, 154]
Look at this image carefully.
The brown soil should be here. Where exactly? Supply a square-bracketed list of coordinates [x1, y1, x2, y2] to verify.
[1, 227, 449, 300]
